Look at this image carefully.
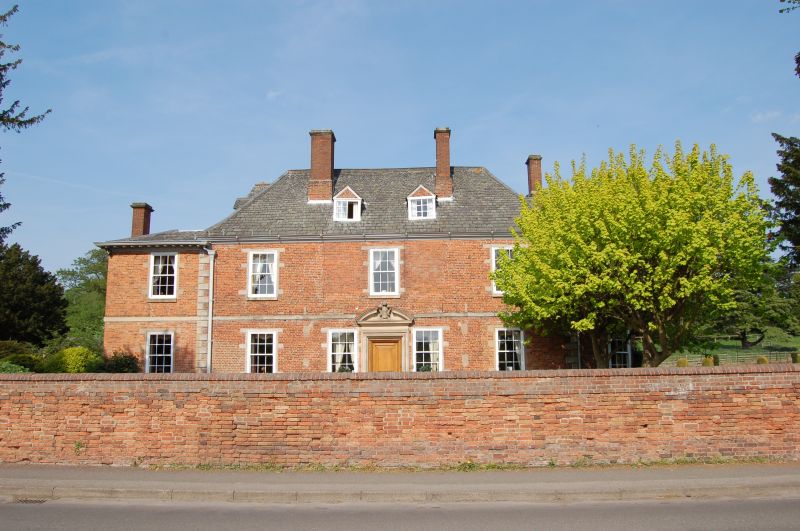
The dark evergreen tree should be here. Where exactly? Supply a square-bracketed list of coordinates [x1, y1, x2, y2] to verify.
[769, 134, 800, 265]
[0, 5, 51, 244]
[708, 259, 799, 348]
[0, 243, 67, 345]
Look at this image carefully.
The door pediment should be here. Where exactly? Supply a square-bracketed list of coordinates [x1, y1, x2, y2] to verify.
[356, 302, 414, 327]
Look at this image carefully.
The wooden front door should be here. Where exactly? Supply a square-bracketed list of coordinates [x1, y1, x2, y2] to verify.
[369, 338, 402, 372]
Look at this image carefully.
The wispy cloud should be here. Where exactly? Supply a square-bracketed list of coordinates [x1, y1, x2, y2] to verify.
[6, 171, 132, 198]
[750, 110, 781, 123]
[265, 90, 283, 101]
[66, 39, 212, 68]
[71, 46, 152, 65]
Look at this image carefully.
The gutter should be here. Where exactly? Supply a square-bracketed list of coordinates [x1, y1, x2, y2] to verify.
[205, 248, 216, 373]
[95, 231, 519, 250]
[95, 240, 209, 250]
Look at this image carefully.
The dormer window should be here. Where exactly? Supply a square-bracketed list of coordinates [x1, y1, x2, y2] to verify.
[407, 185, 436, 220]
[334, 199, 360, 221]
[333, 186, 362, 222]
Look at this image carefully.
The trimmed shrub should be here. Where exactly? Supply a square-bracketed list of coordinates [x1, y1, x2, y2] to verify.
[39, 352, 65, 372]
[41, 347, 104, 373]
[0, 340, 36, 359]
[0, 360, 30, 373]
[792, 352, 798, 364]
[2, 354, 42, 372]
[712, 354, 720, 366]
[676, 358, 689, 367]
[756, 356, 769, 365]
[702, 356, 714, 367]
[103, 352, 140, 373]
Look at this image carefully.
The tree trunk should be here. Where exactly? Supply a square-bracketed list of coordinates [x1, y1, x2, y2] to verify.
[738, 329, 765, 349]
[640, 330, 670, 367]
[589, 330, 610, 368]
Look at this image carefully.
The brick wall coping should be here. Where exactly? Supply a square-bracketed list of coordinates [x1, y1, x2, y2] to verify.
[1, 364, 797, 382]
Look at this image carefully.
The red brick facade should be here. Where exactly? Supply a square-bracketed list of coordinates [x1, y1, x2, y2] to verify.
[1, 366, 797, 467]
[101, 127, 566, 374]
[103, 239, 567, 373]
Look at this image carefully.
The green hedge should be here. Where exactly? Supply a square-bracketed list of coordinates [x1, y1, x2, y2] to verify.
[40, 347, 104, 373]
[0, 340, 36, 359]
[1, 354, 41, 372]
[103, 352, 140, 373]
[0, 360, 30, 373]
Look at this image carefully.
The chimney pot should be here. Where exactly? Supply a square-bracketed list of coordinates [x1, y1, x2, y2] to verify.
[131, 202, 154, 237]
[526, 154, 542, 196]
[308, 130, 335, 202]
[434, 127, 453, 199]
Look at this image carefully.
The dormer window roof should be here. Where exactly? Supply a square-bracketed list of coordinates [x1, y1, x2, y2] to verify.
[407, 185, 436, 220]
[333, 186, 362, 222]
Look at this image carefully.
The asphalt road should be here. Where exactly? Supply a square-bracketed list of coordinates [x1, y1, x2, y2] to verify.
[2, 498, 799, 531]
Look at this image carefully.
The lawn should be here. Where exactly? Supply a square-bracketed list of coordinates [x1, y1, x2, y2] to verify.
[661, 335, 800, 366]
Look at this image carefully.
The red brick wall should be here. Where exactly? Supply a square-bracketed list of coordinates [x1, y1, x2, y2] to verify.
[1, 366, 797, 467]
[103, 240, 567, 372]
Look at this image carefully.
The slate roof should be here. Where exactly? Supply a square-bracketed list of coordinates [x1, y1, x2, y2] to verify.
[98, 167, 523, 248]
[233, 182, 270, 210]
[96, 229, 209, 249]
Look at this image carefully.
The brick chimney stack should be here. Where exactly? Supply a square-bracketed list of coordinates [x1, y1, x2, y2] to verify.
[434, 127, 453, 199]
[526, 154, 542, 196]
[308, 130, 336, 202]
[130, 202, 153, 237]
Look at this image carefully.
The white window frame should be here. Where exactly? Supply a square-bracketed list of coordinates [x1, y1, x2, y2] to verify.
[148, 252, 178, 300]
[145, 331, 174, 373]
[369, 248, 400, 296]
[495, 328, 525, 371]
[247, 250, 278, 299]
[491, 246, 513, 296]
[412, 327, 444, 372]
[408, 196, 436, 220]
[245, 329, 278, 373]
[327, 329, 359, 373]
[333, 198, 362, 222]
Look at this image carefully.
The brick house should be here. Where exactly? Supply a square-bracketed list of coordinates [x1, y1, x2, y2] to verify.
[98, 128, 568, 373]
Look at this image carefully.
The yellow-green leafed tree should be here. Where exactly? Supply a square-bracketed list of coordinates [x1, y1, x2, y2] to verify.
[494, 143, 770, 367]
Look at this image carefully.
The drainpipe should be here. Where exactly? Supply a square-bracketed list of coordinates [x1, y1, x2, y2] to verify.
[205, 248, 216, 373]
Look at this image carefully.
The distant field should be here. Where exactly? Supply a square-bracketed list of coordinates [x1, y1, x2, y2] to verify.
[661, 336, 800, 366]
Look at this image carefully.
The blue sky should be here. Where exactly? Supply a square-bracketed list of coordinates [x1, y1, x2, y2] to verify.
[2, 0, 799, 271]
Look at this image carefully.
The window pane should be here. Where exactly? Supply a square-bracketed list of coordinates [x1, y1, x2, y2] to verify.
[371, 250, 397, 293]
[497, 329, 522, 371]
[249, 333, 274, 373]
[330, 331, 355, 372]
[148, 333, 173, 373]
[335, 201, 347, 219]
[492, 248, 512, 294]
[415, 330, 440, 372]
[335, 200, 358, 220]
[151, 255, 176, 296]
[410, 197, 434, 219]
[494, 248, 512, 267]
[250, 253, 276, 296]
